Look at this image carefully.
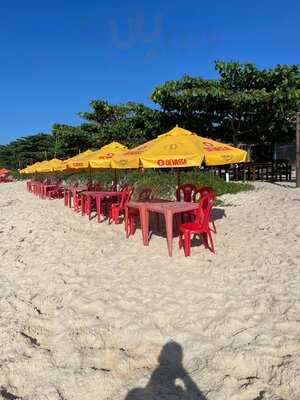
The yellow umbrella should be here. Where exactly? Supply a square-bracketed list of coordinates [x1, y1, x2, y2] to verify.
[20, 162, 40, 174]
[36, 158, 63, 173]
[111, 127, 205, 169]
[89, 142, 128, 169]
[199, 137, 248, 166]
[63, 142, 127, 171]
[20, 166, 30, 174]
[30, 160, 50, 173]
[111, 126, 247, 169]
[54, 150, 94, 172]
[25, 161, 46, 174]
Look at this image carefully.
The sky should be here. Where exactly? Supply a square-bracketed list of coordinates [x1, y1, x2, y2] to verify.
[0, 0, 299, 145]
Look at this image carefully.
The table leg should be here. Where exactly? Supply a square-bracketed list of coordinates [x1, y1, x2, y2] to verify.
[164, 209, 174, 257]
[81, 194, 86, 216]
[140, 207, 149, 246]
[73, 190, 76, 210]
[96, 196, 101, 223]
[88, 196, 92, 220]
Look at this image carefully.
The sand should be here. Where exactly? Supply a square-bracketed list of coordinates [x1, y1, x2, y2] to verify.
[0, 181, 300, 400]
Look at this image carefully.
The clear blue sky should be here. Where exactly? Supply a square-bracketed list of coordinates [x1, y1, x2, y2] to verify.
[1, 0, 299, 144]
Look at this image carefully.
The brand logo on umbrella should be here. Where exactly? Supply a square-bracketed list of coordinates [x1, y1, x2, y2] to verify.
[157, 159, 187, 167]
[221, 155, 233, 161]
[203, 142, 230, 152]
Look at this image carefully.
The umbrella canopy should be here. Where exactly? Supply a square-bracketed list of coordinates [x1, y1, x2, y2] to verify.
[54, 150, 94, 172]
[29, 160, 50, 173]
[199, 137, 248, 166]
[22, 161, 45, 174]
[36, 158, 63, 173]
[89, 142, 128, 169]
[62, 142, 127, 171]
[0, 168, 10, 175]
[111, 127, 205, 169]
[111, 126, 247, 169]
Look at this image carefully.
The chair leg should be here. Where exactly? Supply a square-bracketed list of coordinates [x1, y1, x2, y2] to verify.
[183, 231, 191, 257]
[108, 209, 113, 224]
[129, 214, 136, 236]
[211, 218, 217, 234]
[202, 233, 209, 249]
[207, 230, 215, 254]
[87, 198, 92, 220]
[179, 232, 183, 249]
[114, 208, 120, 224]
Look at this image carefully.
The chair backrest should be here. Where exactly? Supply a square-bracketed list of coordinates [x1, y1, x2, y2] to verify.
[138, 188, 152, 201]
[192, 186, 216, 202]
[110, 182, 117, 191]
[119, 186, 134, 208]
[194, 195, 214, 226]
[176, 184, 197, 202]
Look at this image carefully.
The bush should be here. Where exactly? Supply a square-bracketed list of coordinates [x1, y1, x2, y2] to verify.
[56, 169, 253, 199]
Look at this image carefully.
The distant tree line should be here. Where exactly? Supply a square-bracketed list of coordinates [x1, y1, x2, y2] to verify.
[1, 61, 299, 169]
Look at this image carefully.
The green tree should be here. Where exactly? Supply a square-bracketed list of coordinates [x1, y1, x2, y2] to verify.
[0, 133, 54, 169]
[52, 123, 98, 158]
[151, 61, 300, 145]
[79, 100, 171, 147]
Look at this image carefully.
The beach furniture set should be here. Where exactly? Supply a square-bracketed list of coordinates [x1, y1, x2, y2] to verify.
[21, 126, 249, 256]
[26, 179, 216, 257]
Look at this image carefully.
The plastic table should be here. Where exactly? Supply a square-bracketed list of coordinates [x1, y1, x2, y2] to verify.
[126, 200, 199, 256]
[81, 191, 122, 222]
[64, 186, 88, 208]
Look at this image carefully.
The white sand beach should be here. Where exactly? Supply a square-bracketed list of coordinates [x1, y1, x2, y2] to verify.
[0, 181, 300, 400]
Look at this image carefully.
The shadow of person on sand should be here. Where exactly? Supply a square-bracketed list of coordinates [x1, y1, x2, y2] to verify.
[125, 341, 207, 400]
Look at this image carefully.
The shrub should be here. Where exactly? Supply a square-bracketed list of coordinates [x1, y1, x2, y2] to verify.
[16, 168, 253, 198]
[62, 169, 253, 198]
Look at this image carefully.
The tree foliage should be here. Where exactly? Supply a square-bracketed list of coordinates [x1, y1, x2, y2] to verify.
[0, 134, 55, 169]
[78, 100, 171, 147]
[151, 62, 300, 145]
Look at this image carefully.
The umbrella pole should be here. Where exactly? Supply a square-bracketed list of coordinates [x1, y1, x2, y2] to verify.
[89, 167, 92, 184]
[176, 170, 181, 187]
[114, 169, 117, 188]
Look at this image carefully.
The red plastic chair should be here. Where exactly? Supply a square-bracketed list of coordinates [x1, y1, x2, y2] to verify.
[48, 185, 64, 199]
[192, 187, 217, 233]
[109, 186, 134, 224]
[194, 186, 215, 200]
[176, 184, 197, 202]
[127, 188, 153, 236]
[137, 188, 152, 201]
[179, 195, 215, 256]
[74, 190, 83, 212]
